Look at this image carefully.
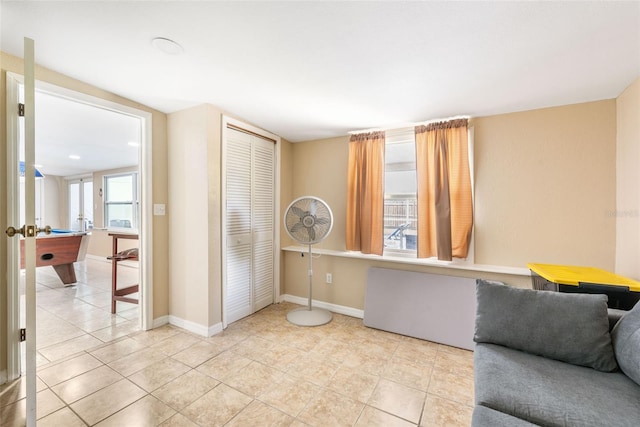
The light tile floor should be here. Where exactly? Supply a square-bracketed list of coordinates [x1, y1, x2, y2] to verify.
[26, 257, 141, 366]
[1, 259, 475, 426]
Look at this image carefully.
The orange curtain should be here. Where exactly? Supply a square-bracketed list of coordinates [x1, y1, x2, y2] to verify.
[346, 131, 385, 255]
[415, 119, 472, 260]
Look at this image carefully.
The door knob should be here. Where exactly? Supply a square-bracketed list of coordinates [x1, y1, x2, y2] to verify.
[6, 226, 25, 237]
[37, 225, 52, 235]
[6, 225, 52, 237]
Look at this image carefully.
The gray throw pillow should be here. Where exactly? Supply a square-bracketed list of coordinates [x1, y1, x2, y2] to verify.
[611, 302, 640, 385]
[474, 279, 618, 372]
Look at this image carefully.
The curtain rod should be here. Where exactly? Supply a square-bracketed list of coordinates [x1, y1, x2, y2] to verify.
[348, 115, 471, 135]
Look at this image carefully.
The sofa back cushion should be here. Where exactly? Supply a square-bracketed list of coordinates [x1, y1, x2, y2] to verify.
[474, 279, 618, 372]
[611, 302, 640, 385]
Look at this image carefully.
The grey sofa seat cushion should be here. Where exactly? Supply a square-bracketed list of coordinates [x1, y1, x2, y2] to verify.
[611, 302, 640, 385]
[474, 279, 617, 371]
[475, 343, 640, 427]
[472, 405, 539, 426]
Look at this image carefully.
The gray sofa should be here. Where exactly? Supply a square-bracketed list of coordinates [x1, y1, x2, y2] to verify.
[472, 280, 640, 427]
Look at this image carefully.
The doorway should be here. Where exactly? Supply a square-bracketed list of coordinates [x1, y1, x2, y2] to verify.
[6, 73, 154, 379]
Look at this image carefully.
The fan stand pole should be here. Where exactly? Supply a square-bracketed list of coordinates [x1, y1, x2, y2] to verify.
[286, 243, 333, 327]
[307, 243, 313, 311]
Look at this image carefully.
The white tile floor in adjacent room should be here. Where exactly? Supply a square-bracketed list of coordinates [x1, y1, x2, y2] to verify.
[1, 258, 475, 426]
[27, 257, 141, 366]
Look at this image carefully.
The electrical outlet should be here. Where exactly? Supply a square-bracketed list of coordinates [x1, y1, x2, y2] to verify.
[326, 273, 333, 284]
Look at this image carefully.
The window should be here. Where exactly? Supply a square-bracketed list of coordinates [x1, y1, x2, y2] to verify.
[384, 128, 417, 252]
[383, 126, 474, 260]
[104, 172, 138, 229]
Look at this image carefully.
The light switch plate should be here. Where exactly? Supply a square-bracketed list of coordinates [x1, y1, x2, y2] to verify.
[153, 204, 166, 216]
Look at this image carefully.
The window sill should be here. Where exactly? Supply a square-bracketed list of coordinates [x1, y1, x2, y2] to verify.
[281, 245, 530, 276]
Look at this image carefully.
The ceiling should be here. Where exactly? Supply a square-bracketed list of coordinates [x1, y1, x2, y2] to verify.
[28, 92, 140, 177]
[2, 1, 639, 157]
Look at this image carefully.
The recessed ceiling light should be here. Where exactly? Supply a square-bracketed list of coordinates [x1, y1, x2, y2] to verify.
[152, 37, 183, 55]
[128, 141, 140, 147]
[34, 164, 43, 168]
[69, 155, 80, 160]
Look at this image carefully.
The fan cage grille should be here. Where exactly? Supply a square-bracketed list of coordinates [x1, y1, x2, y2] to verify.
[285, 197, 333, 245]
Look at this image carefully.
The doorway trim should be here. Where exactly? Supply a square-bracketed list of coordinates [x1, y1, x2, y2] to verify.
[5, 73, 154, 380]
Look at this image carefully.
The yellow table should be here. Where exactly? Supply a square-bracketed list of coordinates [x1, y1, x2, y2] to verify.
[527, 263, 640, 310]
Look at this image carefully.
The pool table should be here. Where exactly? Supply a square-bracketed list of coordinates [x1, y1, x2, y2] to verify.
[20, 230, 90, 285]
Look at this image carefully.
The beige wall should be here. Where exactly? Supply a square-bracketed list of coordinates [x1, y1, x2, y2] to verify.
[616, 77, 640, 279]
[167, 105, 215, 328]
[205, 105, 223, 328]
[284, 100, 618, 309]
[473, 100, 617, 268]
[0, 51, 169, 377]
[166, 104, 230, 330]
[290, 136, 350, 251]
[42, 176, 64, 228]
[279, 138, 294, 294]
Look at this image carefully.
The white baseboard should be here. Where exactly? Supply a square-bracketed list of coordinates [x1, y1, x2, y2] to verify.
[163, 315, 223, 337]
[280, 294, 364, 319]
[0, 369, 7, 385]
[153, 315, 169, 329]
[153, 301, 361, 337]
[208, 322, 224, 336]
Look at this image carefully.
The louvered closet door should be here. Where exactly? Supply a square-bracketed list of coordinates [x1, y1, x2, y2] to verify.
[252, 137, 275, 312]
[225, 128, 275, 324]
[225, 130, 253, 323]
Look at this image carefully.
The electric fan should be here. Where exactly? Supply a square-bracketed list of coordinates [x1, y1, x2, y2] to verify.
[284, 196, 334, 326]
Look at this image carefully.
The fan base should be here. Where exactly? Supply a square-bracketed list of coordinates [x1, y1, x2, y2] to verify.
[286, 307, 332, 326]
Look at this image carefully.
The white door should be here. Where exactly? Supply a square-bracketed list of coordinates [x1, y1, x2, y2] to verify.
[252, 136, 276, 312]
[68, 178, 93, 231]
[225, 131, 253, 323]
[5, 38, 40, 427]
[224, 126, 276, 325]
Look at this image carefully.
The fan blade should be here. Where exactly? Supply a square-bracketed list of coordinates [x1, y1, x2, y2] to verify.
[315, 217, 329, 225]
[309, 200, 317, 216]
[290, 222, 304, 233]
[308, 226, 316, 242]
[291, 206, 306, 218]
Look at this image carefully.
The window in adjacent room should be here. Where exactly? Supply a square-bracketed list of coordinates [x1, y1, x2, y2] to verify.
[104, 172, 138, 229]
